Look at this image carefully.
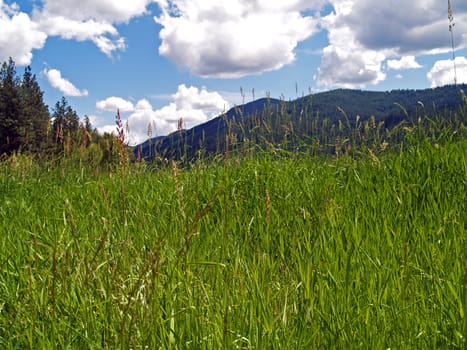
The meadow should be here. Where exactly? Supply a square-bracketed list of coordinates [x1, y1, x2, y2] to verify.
[0, 107, 466, 348]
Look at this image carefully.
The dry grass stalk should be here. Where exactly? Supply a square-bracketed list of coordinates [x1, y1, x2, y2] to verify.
[115, 109, 128, 168]
[448, 0, 457, 85]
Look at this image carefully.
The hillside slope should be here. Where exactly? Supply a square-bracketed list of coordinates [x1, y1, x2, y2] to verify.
[135, 84, 467, 160]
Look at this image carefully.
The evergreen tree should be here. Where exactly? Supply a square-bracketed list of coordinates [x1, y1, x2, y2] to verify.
[51, 97, 80, 156]
[0, 58, 22, 155]
[20, 66, 50, 154]
[51, 97, 79, 144]
[83, 115, 93, 132]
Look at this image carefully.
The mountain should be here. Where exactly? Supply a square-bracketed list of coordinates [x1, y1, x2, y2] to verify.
[134, 97, 283, 160]
[134, 84, 467, 161]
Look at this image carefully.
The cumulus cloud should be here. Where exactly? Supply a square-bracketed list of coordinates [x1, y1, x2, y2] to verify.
[118, 99, 175, 145]
[96, 97, 135, 112]
[35, 14, 127, 56]
[39, 0, 151, 23]
[0, 2, 47, 65]
[0, 0, 153, 64]
[387, 56, 423, 70]
[318, 0, 467, 88]
[153, 0, 322, 78]
[317, 1, 388, 88]
[98, 84, 230, 145]
[427, 56, 467, 87]
[44, 68, 89, 97]
[171, 84, 228, 119]
[33, 0, 153, 56]
[318, 5, 390, 88]
[346, 0, 467, 54]
[3, 0, 467, 93]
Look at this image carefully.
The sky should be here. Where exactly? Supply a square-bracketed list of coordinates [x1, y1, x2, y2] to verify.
[1, 0, 467, 145]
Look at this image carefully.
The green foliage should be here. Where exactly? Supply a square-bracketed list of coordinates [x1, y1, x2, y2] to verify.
[19, 66, 51, 154]
[0, 58, 22, 154]
[0, 60, 52, 156]
[0, 112, 465, 348]
[51, 97, 80, 147]
[0, 58, 134, 167]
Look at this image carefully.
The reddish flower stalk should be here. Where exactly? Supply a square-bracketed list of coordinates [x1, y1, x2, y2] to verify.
[116, 109, 125, 144]
[115, 109, 128, 168]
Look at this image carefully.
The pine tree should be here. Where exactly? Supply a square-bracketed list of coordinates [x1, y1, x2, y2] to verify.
[83, 115, 93, 132]
[51, 97, 80, 153]
[20, 66, 50, 154]
[0, 58, 22, 155]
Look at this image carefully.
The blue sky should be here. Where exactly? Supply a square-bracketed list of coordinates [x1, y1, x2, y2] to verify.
[1, 0, 467, 145]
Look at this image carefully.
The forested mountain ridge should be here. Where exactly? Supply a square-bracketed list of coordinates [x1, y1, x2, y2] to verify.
[136, 84, 467, 161]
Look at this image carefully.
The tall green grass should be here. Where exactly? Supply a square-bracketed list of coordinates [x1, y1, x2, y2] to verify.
[0, 114, 466, 348]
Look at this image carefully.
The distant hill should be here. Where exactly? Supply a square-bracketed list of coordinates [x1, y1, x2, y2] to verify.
[134, 84, 467, 161]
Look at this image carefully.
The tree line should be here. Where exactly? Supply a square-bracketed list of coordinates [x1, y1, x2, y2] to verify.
[0, 58, 126, 166]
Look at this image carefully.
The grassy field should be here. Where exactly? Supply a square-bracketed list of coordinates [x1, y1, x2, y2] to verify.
[0, 118, 466, 348]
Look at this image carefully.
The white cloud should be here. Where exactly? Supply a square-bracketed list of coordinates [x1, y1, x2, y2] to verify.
[33, 12, 127, 57]
[44, 68, 89, 97]
[172, 84, 228, 118]
[317, 8, 388, 88]
[96, 97, 135, 112]
[91, 35, 126, 56]
[39, 0, 151, 23]
[86, 114, 101, 128]
[38, 19, 126, 57]
[97, 98, 174, 146]
[33, 0, 153, 56]
[97, 84, 230, 145]
[345, 0, 467, 54]
[0, 2, 47, 65]
[120, 99, 175, 145]
[317, 1, 388, 88]
[387, 56, 423, 70]
[0, 0, 153, 64]
[427, 56, 467, 87]
[153, 0, 321, 78]
[3, 0, 467, 93]
[318, 0, 467, 88]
